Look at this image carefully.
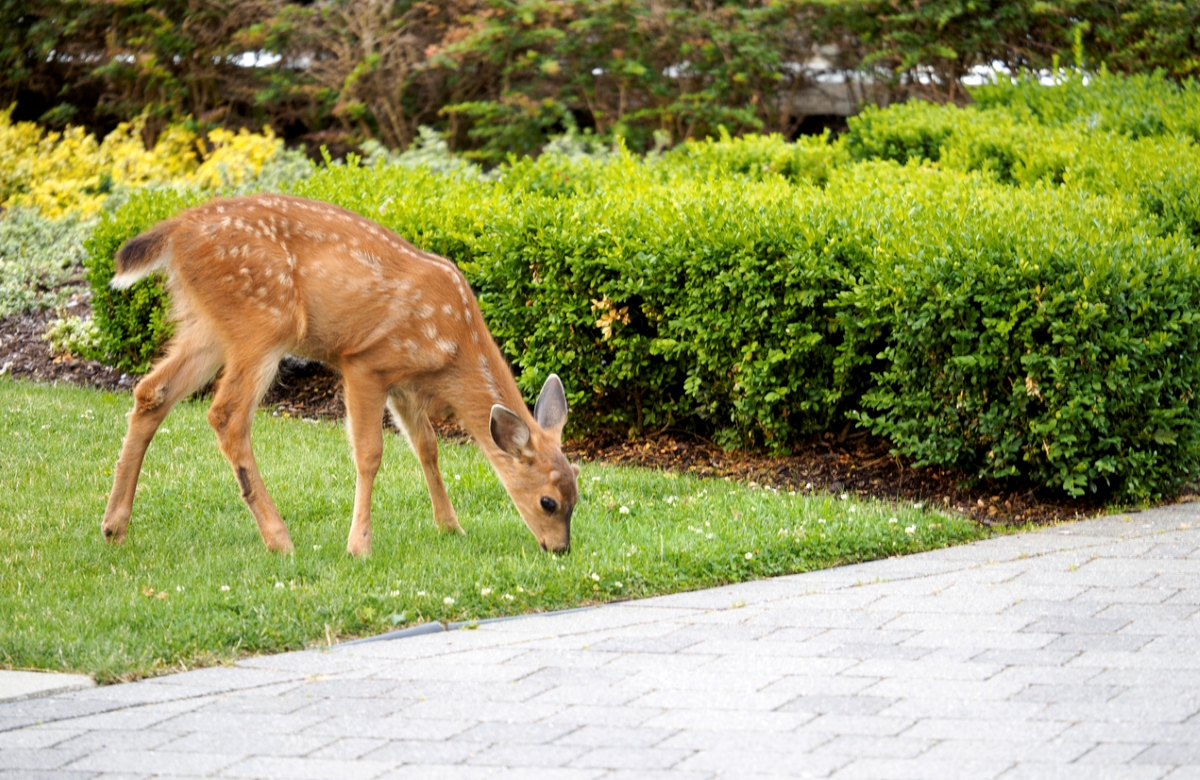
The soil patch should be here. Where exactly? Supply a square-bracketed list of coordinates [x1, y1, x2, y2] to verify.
[3, 293, 1143, 528]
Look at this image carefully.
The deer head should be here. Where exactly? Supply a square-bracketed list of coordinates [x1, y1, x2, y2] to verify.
[489, 375, 578, 553]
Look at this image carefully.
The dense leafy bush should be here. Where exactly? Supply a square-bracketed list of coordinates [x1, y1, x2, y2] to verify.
[0, 209, 92, 318]
[0, 108, 309, 219]
[87, 128, 1200, 500]
[7, 0, 1195, 161]
[661, 131, 847, 187]
[846, 83, 1200, 241]
[973, 71, 1200, 141]
[834, 164, 1200, 498]
[82, 73, 1200, 499]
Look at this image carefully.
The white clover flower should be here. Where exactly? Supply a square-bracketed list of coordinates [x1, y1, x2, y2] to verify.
[389, 590, 400, 597]
[481, 587, 492, 596]
[417, 590, 427, 596]
[888, 517, 898, 524]
[590, 573, 600, 581]
[502, 593, 515, 601]
[220, 585, 230, 592]
[619, 505, 631, 515]
[274, 582, 284, 589]
[614, 581, 623, 588]
[905, 525, 917, 535]
[443, 596, 455, 605]
[745, 552, 754, 560]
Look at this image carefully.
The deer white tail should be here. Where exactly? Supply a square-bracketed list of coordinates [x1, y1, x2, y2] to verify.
[110, 222, 174, 290]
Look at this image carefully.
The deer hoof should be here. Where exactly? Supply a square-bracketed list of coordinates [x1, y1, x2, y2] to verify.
[101, 522, 127, 544]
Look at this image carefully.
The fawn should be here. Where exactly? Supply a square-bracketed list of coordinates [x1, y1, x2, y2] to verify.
[101, 193, 577, 555]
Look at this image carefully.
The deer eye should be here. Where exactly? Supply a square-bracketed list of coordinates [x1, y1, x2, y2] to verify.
[540, 496, 558, 513]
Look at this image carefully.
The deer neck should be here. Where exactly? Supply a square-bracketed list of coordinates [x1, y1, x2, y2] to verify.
[454, 339, 536, 462]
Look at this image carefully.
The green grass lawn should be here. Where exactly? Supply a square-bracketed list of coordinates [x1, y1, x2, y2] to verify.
[0, 377, 987, 682]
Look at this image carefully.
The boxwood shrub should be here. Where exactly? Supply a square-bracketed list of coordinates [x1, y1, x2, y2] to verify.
[834, 163, 1200, 498]
[84, 88, 1200, 500]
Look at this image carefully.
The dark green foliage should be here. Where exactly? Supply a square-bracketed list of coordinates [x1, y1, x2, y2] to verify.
[5, 0, 1195, 158]
[814, 0, 1199, 103]
[835, 165, 1200, 499]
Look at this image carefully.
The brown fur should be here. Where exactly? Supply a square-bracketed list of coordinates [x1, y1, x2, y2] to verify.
[101, 194, 577, 555]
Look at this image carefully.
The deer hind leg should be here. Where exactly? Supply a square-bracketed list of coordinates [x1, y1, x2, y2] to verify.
[342, 369, 388, 557]
[206, 351, 293, 553]
[102, 327, 223, 544]
[387, 392, 463, 535]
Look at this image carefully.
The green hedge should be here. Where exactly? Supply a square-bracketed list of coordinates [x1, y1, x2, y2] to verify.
[972, 71, 1200, 142]
[85, 76, 1200, 500]
[834, 163, 1200, 498]
[846, 84, 1200, 241]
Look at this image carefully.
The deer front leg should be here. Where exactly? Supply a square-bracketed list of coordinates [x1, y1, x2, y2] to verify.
[387, 393, 463, 535]
[206, 355, 293, 553]
[342, 371, 388, 556]
[103, 329, 223, 544]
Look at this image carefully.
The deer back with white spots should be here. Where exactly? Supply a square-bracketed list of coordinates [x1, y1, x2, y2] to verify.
[102, 194, 578, 555]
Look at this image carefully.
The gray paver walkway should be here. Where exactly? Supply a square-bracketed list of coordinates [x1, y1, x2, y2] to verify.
[4, 503, 1200, 779]
[0, 672, 94, 704]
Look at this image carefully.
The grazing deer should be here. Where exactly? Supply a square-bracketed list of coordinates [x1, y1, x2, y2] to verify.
[101, 193, 577, 555]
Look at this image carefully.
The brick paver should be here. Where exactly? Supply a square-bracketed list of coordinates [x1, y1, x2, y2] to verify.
[4, 503, 1200, 778]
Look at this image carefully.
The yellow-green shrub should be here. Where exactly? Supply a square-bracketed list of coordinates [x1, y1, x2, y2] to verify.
[0, 108, 289, 219]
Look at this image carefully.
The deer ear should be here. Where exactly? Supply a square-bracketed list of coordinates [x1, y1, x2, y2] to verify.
[490, 404, 531, 458]
[534, 373, 568, 432]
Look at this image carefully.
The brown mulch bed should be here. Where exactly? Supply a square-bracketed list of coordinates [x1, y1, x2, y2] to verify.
[5, 290, 1149, 528]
